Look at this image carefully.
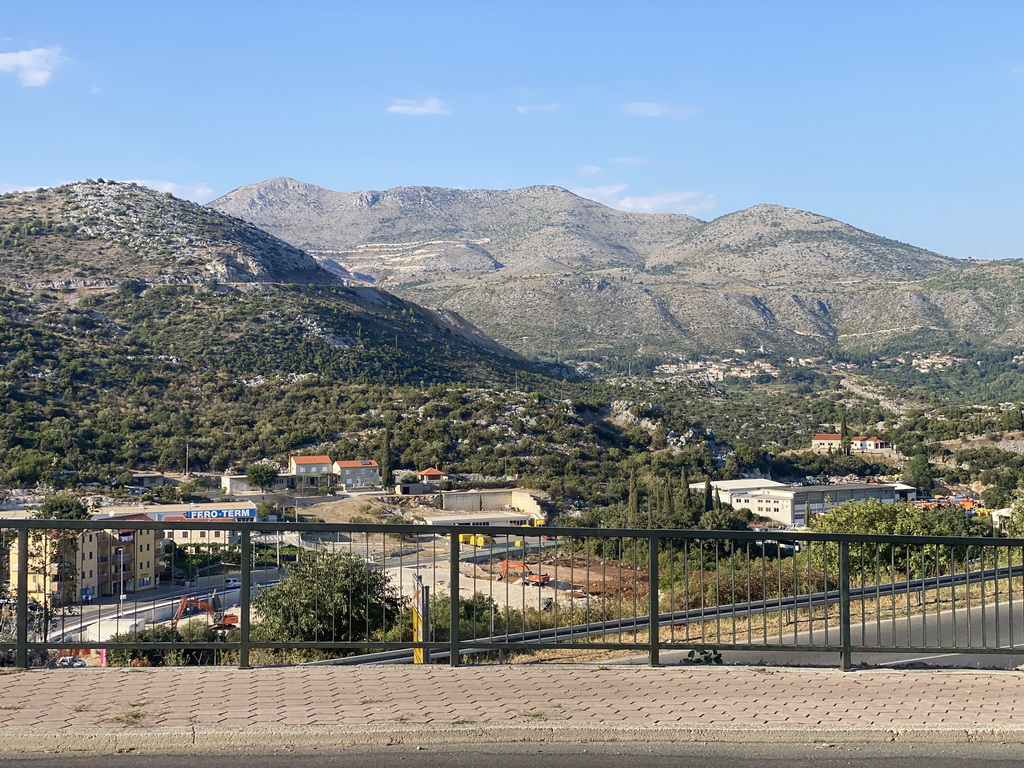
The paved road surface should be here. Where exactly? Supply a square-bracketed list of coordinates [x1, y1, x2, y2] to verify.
[3, 743, 1024, 767]
[614, 597, 1024, 668]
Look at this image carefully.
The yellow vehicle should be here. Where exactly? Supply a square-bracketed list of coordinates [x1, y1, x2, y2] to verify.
[457, 533, 495, 547]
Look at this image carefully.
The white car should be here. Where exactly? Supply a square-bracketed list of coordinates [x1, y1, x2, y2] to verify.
[224, 578, 241, 589]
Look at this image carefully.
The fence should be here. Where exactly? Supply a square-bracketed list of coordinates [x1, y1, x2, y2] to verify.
[1, 518, 1021, 670]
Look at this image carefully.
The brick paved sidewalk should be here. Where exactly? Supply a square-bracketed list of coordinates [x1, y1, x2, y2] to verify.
[1, 666, 1023, 751]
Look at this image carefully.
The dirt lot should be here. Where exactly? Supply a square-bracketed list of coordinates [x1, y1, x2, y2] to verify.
[300, 498, 380, 523]
[386, 550, 649, 613]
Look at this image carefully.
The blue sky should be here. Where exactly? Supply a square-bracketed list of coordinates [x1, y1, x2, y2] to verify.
[2, 1, 1023, 259]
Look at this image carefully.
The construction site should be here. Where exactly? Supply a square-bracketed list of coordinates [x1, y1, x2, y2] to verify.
[386, 548, 650, 614]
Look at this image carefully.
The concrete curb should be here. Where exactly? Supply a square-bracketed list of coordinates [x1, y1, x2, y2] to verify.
[7, 724, 1024, 753]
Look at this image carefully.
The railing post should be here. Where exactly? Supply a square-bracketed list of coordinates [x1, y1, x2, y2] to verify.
[449, 530, 460, 667]
[838, 540, 852, 672]
[16, 526, 29, 669]
[649, 534, 660, 667]
[238, 526, 251, 669]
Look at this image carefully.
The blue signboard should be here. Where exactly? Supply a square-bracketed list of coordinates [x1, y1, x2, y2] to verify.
[183, 507, 256, 519]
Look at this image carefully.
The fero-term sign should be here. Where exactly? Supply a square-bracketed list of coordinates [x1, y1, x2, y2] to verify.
[183, 508, 255, 519]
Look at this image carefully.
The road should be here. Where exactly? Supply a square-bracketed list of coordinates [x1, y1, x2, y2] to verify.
[45, 570, 284, 644]
[3, 743, 1024, 767]
[614, 596, 1024, 669]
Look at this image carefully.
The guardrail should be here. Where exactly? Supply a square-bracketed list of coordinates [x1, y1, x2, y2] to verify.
[1, 518, 1020, 670]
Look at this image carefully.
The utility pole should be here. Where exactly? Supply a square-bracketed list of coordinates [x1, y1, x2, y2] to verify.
[116, 546, 124, 616]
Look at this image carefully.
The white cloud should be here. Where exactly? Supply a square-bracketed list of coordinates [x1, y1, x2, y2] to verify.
[127, 179, 215, 203]
[621, 101, 700, 121]
[1013, 67, 1024, 74]
[572, 185, 629, 204]
[572, 184, 716, 216]
[0, 46, 65, 86]
[609, 156, 649, 165]
[515, 103, 559, 114]
[387, 97, 451, 115]
[89, 85, 100, 95]
[575, 164, 601, 176]
[617, 191, 717, 215]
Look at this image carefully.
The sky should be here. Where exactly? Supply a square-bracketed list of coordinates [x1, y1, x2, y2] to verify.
[2, 1, 1023, 260]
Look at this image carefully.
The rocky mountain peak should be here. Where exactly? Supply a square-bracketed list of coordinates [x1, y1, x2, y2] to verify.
[0, 180, 346, 286]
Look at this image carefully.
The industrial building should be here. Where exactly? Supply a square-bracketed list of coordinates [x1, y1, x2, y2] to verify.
[690, 479, 916, 527]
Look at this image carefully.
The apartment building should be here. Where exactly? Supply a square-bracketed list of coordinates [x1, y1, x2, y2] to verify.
[7, 526, 159, 605]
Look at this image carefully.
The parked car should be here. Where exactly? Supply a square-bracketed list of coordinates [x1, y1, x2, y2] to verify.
[224, 578, 241, 589]
[56, 656, 86, 668]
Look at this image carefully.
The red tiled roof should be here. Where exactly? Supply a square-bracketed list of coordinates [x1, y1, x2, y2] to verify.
[334, 460, 379, 468]
[419, 467, 445, 477]
[812, 434, 842, 441]
[291, 455, 332, 464]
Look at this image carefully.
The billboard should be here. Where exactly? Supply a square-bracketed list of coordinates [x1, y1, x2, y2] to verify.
[183, 507, 256, 519]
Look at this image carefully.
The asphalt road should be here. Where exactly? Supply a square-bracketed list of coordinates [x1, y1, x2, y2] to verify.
[614, 596, 1024, 669]
[4, 743, 1024, 767]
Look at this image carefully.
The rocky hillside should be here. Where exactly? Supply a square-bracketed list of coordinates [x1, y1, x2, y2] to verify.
[0, 180, 345, 287]
[210, 178, 1003, 360]
[0, 181, 533, 393]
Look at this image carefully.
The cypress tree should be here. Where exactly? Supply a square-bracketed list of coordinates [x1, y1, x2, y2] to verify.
[379, 429, 393, 489]
[628, 467, 639, 527]
[665, 473, 675, 527]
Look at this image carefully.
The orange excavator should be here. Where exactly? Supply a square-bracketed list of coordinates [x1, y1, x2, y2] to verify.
[169, 591, 238, 631]
[496, 560, 550, 586]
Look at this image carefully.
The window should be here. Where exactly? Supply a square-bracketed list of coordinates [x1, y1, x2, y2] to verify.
[88, 551, 93, 560]
[200, 531, 207, 539]
[181, 532, 189, 539]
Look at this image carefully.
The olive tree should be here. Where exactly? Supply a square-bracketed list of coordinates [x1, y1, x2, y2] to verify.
[252, 551, 403, 656]
[245, 464, 279, 493]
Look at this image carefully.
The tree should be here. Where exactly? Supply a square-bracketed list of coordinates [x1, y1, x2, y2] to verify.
[252, 551, 403, 653]
[245, 464, 279, 493]
[1003, 497, 1024, 539]
[840, 412, 851, 456]
[810, 499, 988, 578]
[178, 478, 204, 502]
[36, 492, 88, 520]
[379, 429, 394, 489]
[902, 454, 935, 496]
[627, 468, 639, 527]
[108, 626, 180, 666]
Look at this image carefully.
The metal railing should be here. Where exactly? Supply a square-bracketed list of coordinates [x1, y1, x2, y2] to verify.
[1, 518, 1021, 670]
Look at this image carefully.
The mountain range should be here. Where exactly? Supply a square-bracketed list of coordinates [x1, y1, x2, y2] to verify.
[210, 178, 1024, 361]
[0, 181, 528, 389]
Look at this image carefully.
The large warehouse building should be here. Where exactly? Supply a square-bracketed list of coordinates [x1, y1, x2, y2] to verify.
[689, 479, 916, 527]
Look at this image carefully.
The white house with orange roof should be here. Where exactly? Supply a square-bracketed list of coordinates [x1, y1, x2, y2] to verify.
[289, 455, 333, 476]
[850, 436, 891, 452]
[333, 459, 380, 489]
[811, 433, 843, 453]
